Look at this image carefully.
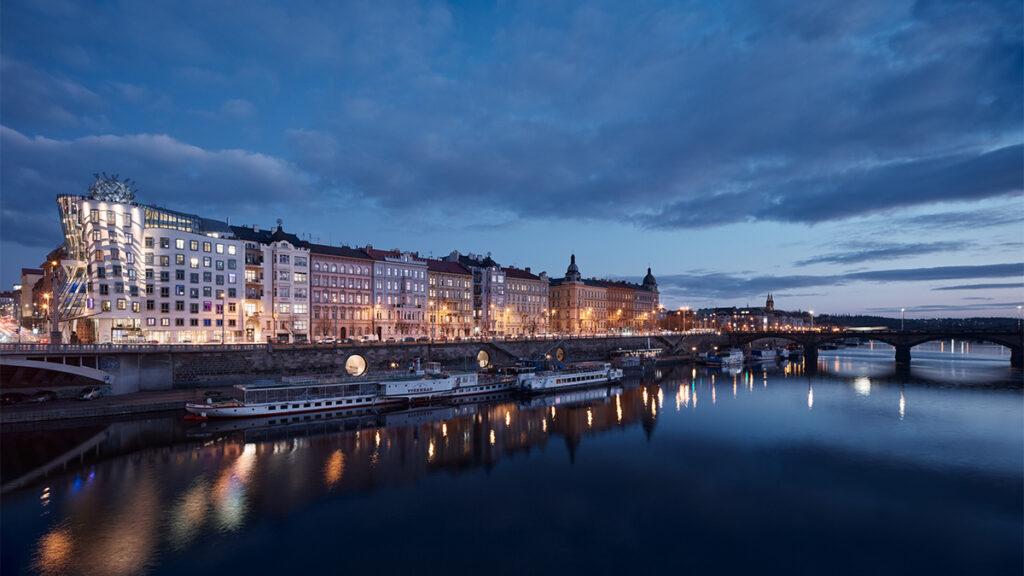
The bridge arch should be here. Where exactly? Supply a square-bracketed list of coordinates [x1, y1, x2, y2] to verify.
[0, 357, 113, 388]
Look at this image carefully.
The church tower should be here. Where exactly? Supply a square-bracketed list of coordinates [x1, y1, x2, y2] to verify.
[766, 293, 775, 311]
[565, 254, 582, 283]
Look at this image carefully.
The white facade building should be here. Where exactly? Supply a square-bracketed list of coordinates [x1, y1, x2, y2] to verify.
[366, 248, 428, 340]
[56, 177, 246, 344]
[231, 223, 311, 343]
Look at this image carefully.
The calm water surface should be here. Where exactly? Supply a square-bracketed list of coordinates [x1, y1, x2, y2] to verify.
[2, 344, 1021, 575]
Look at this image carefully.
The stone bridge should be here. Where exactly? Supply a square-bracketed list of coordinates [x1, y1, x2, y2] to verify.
[726, 329, 1023, 368]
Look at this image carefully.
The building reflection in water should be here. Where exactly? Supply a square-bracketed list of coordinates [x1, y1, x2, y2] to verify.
[21, 358, 967, 576]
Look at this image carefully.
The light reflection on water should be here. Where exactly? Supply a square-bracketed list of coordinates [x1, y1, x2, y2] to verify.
[2, 350, 1021, 576]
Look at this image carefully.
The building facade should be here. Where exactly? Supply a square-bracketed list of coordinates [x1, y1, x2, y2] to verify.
[18, 268, 43, 329]
[309, 244, 374, 340]
[366, 248, 428, 340]
[502, 266, 549, 337]
[231, 224, 311, 343]
[56, 179, 247, 344]
[444, 251, 507, 336]
[426, 259, 474, 340]
[549, 255, 658, 336]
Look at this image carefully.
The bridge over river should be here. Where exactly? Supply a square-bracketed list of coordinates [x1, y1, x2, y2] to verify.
[0, 329, 1019, 396]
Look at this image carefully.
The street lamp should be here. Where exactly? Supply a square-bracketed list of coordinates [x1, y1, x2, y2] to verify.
[1017, 305, 1022, 330]
[809, 310, 814, 330]
[900, 308, 905, 331]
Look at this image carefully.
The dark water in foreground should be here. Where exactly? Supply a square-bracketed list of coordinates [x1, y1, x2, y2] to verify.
[2, 345, 1022, 575]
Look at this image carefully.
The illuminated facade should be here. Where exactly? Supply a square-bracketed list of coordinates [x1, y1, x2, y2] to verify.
[549, 255, 658, 335]
[443, 251, 507, 336]
[55, 179, 246, 343]
[309, 244, 373, 340]
[426, 259, 474, 340]
[502, 266, 549, 337]
[366, 248, 428, 340]
[231, 224, 311, 343]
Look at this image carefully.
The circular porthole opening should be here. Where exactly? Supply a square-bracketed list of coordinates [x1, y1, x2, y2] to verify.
[345, 354, 367, 377]
[554, 347, 566, 362]
[477, 349, 491, 369]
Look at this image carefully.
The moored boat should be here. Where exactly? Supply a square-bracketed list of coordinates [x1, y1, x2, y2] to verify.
[705, 349, 744, 367]
[518, 362, 624, 394]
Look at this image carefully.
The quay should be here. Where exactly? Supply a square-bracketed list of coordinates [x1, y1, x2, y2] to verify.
[1, 329, 1020, 423]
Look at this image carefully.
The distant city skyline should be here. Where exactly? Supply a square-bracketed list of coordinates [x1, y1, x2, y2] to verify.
[2, 0, 1021, 317]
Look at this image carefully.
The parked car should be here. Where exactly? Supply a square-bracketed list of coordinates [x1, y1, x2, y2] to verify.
[79, 386, 103, 401]
[416, 337, 429, 343]
[402, 337, 416, 343]
[316, 338, 337, 345]
[385, 338, 397, 343]
[27, 390, 58, 403]
[1, 392, 28, 405]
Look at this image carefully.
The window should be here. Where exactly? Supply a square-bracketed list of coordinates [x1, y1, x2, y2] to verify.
[190, 257, 199, 269]
[99, 284, 109, 295]
[160, 237, 170, 249]
[147, 318, 156, 326]
[132, 301, 140, 312]
[279, 254, 290, 264]
[176, 254, 185, 265]
[190, 273, 199, 284]
[203, 257, 211, 268]
[117, 298, 126, 310]
[203, 272, 212, 282]
[227, 259, 236, 270]
[278, 271, 289, 281]
[190, 303, 199, 314]
[175, 301, 185, 311]
[159, 255, 169, 267]
[203, 242, 212, 252]
[91, 209, 99, 223]
[190, 240, 199, 251]
[190, 288, 199, 298]
[294, 272, 307, 283]
[102, 300, 111, 311]
[160, 287, 170, 298]
[124, 212, 132, 227]
[203, 301, 212, 312]
[175, 285, 185, 296]
[161, 318, 170, 326]
[227, 273, 236, 284]
[175, 239, 185, 249]
[190, 319, 199, 326]
[146, 300, 155, 310]
[175, 270, 185, 281]
[216, 243, 224, 254]
[94, 250, 104, 262]
[295, 256, 307, 267]
[125, 233, 134, 245]
[294, 304, 308, 314]
[215, 260, 224, 270]
[175, 318, 184, 326]
[228, 245, 236, 255]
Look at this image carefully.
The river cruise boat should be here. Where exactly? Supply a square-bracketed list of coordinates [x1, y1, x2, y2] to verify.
[185, 379, 385, 418]
[517, 362, 624, 394]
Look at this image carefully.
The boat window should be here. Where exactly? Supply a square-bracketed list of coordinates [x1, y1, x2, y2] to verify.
[269, 405, 276, 410]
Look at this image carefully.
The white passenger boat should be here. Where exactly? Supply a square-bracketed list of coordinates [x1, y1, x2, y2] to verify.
[517, 362, 624, 394]
[749, 348, 777, 362]
[185, 379, 385, 418]
[186, 360, 511, 418]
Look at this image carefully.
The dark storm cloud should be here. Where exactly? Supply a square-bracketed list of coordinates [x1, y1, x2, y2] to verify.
[2, 0, 1021, 229]
[654, 263, 1023, 299]
[932, 282, 1024, 291]
[795, 241, 965, 266]
[0, 126, 312, 248]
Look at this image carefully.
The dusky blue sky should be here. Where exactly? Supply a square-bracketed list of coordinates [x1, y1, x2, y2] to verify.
[1, 0, 1022, 316]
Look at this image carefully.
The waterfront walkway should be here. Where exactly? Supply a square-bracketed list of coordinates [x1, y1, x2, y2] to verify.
[0, 386, 231, 425]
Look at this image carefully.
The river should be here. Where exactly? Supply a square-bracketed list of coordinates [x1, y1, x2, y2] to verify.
[2, 345, 1021, 575]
